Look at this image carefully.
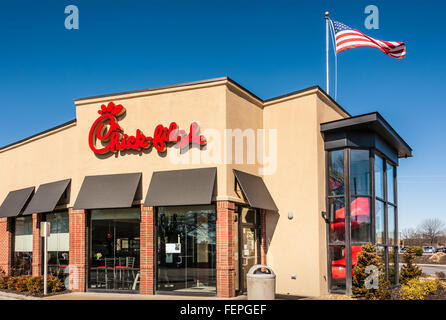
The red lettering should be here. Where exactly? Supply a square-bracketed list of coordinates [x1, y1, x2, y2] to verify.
[88, 102, 206, 155]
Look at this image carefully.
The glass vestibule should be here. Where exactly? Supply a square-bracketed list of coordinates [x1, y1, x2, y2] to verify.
[156, 205, 216, 294]
[327, 148, 398, 294]
[12, 215, 33, 275]
[88, 208, 141, 292]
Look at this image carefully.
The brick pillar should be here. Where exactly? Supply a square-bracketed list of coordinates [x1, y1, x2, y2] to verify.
[216, 200, 236, 298]
[32, 213, 42, 276]
[260, 210, 267, 265]
[69, 208, 87, 292]
[0, 217, 13, 275]
[140, 205, 155, 294]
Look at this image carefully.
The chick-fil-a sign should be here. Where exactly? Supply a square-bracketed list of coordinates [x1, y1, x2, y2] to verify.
[88, 102, 206, 154]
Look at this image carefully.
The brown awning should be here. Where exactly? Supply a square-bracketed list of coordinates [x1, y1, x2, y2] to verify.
[22, 179, 71, 215]
[233, 169, 278, 211]
[73, 173, 142, 210]
[0, 187, 35, 218]
[144, 167, 217, 206]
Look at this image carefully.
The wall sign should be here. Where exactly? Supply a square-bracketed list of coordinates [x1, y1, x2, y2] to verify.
[88, 102, 206, 154]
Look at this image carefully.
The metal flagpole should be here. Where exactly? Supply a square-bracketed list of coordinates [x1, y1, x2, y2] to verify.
[325, 11, 330, 95]
[327, 17, 338, 101]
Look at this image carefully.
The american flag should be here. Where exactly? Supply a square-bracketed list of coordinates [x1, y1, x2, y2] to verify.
[331, 20, 406, 59]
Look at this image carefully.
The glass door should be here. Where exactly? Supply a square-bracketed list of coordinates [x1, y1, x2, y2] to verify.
[157, 205, 217, 294]
[238, 207, 260, 293]
[88, 208, 140, 292]
[240, 226, 259, 292]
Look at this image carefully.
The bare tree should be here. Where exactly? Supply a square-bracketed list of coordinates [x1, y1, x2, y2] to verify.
[401, 227, 422, 247]
[418, 218, 445, 245]
[402, 227, 417, 240]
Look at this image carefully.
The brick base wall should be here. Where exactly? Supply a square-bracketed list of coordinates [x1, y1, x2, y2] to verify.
[140, 205, 155, 294]
[32, 213, 42, 276]
[216, 201, 236, 298]
[0, 218, 12, 275]
[68, 208, 87, 292]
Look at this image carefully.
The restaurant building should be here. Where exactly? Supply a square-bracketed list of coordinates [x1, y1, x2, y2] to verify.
[0, 77, 412, 297]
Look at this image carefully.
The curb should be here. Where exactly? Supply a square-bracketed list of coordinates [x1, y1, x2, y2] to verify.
[0, 291, 41, 300]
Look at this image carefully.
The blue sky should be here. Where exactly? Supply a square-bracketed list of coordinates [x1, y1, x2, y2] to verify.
[0, 0, 444, 230]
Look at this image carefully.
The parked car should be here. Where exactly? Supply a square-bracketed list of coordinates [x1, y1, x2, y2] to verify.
[435, 247, 446, 253]
[399, 247, 407, 253]
[423, 246, 436, 253]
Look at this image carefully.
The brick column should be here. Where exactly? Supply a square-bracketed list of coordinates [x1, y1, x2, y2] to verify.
[32, 213, 42, 276]
[140, 205, 155, 294]
[69, 208, 87, 292]
[260, 210, 267, 265]
[216, 200, 236, 298]
[0, 218, 13, 275]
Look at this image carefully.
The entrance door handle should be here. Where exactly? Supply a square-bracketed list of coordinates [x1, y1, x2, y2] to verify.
[176, 256, 183, 265]
[241, 255, 250, 267]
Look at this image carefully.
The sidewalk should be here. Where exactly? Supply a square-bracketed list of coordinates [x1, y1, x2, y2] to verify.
[0, 291, 40, 300]
[43, 292, 248, 300]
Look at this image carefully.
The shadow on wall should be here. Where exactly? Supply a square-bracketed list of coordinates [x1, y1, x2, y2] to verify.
[265, 211, 280, 255]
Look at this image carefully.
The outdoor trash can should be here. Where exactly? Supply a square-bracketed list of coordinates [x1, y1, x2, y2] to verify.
[247, 265, 276, 300]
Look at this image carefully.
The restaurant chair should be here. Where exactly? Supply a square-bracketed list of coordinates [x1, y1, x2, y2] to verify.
[96, 257, 115, 289]
[132, 271, 140, 291]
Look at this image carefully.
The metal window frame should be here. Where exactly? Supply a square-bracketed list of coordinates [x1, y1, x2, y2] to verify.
[374, 151, 399, 284]
[326, 146, 400, 295]
[86, 207, 141, 294]
[154, 204, 218, 297]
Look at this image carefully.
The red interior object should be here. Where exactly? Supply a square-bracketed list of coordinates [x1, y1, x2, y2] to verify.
[59, 265, 68, 268]
[331, 245, 363, 280]
[115, 266, 132, 269]
[330, 197, 370, 234]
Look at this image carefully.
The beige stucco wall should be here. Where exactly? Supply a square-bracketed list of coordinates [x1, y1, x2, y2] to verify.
[261, 91, 348, 297]
[0, 79, 349, 297]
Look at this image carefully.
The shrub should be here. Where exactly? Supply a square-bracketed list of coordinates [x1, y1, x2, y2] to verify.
[15, 275, 31, 292]
[25, 276, 44, 294]
[400, 247, 423, 284]
[435, 271, 446, 280]
[0, 276, 9, 289]
[7, 277, 18, 290]
[352, 243, 391, 299]
[47, 276, 64, 293]
[414, 247, 424, 256]
[400, 278, 438, 300]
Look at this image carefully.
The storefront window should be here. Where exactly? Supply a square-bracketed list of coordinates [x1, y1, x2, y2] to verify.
[375, 200, 385, 244]
[387, 205, 395, 245]
[375, 155, 384, 199]
[328, 150, 346, 291]
[157, 205, 216, 294]
[350, 150, 370, 195]
[89, 208, 140, 292]
[328, 197, 345, 243]
[329, 245, 346, 291]
[329, 150, 344, 196]
[350, 197, 371, 243]
[387, 164, 395, 204]
[388, 247, 397, 284]
[13, 216, 33, 275]
[45, 212, 69, 280]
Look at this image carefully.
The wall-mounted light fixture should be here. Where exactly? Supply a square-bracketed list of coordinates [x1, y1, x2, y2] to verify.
[321, 211, 329, 223]
[288, 211, 294, 220]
